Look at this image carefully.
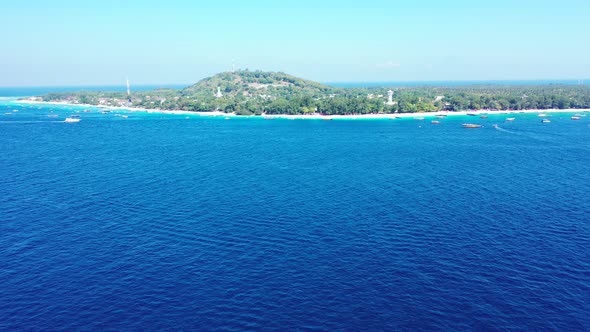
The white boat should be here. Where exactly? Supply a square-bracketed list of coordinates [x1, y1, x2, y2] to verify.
[224, 117, 231, 120]
[538, 113, 548, 117]
[541, 119, 551, 123]
[64, 117, 81, 123]
[462, 123, 483, 128]
[505, 118, 515, 121]
[571, 116, 581, 120]
[414, 117, 425, 120]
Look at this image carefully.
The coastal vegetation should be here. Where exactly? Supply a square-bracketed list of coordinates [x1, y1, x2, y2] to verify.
[34, 70, 590, 115]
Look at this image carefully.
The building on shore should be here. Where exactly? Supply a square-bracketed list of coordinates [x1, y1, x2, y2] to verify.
[386, 89, 395, 105]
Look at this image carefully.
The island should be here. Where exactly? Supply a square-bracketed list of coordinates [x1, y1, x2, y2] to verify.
[22, 70, 590, 116]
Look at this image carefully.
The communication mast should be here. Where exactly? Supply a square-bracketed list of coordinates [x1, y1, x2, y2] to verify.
[126, 78, 131, 104]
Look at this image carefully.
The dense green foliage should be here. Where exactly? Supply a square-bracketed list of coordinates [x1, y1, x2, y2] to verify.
[36, 70, 590, 115]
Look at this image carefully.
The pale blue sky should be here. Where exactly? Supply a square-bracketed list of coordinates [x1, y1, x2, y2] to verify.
[1, 0, 588, 86]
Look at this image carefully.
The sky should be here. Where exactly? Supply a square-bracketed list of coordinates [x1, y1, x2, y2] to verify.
[1, 0, 589, 86]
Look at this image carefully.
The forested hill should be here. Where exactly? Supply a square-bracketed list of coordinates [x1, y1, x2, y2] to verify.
[30, 70, 590, 115]
[182, 70, 339, 97]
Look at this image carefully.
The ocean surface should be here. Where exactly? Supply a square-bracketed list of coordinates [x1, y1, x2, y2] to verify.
[0, 85, 188, 97]
[1, 98, 589, 331]
[327, 79, 589, 88]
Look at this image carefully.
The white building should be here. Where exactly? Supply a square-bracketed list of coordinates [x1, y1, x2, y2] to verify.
[215, 87, 223, 98]
[386, 89, 395, 105]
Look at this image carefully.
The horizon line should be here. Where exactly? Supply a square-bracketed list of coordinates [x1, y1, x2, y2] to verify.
[0, 78, 588, 89]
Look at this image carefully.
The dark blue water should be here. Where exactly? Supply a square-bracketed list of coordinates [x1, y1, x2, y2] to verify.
[1, 100, 589, 330]
[327, 80, 589, 88]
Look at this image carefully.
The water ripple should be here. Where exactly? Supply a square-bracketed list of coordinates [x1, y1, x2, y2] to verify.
[1, 102, 589, 330]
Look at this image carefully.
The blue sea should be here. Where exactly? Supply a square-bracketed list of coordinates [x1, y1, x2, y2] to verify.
[327, 79, 589, 88]
[0, 85, 188, 98]
[1, 97, 589, 330]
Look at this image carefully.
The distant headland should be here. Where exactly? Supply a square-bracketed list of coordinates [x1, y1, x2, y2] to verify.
[21, 70, 590, 116]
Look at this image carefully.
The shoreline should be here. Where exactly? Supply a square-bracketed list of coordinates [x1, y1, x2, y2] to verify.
[13, 99, 590, 120]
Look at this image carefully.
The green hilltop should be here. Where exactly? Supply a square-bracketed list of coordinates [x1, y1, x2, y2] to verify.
[183, 70, 338, 97]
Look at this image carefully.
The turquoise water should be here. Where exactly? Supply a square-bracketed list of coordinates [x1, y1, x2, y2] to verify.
[1, 100, 589, 330]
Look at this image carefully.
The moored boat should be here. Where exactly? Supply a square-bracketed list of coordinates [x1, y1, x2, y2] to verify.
[571, 116, 581, 120]
[541, 119, 551, 123]
[431, 120, 440, 124]
[505, 117, 515, 121]
[462, 123, 482, 128]
[64, 117, 81, 123]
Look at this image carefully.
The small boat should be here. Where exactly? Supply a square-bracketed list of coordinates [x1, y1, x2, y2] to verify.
[224, 117, 231, 120]
[480, 115, 488, 119]
[435, 115, 446, 119]
[83, 109, 92, 113]
[121, 115, 129, 118]
[64, 117, 81, 123]
[47, 114, 59, 118]
[541, 119, 551, 123]
[571, 116, 581, 120]
[467, 113, 477, 116]
[431, 120, 440, 124]
[538, 113, 548, 117]
[462, 123, 482, 128]
[414, 117, 425, 120]
[505, 118, 515, 121]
